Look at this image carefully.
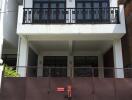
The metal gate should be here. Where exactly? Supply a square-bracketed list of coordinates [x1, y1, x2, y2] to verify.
[1, 77, 132, 100]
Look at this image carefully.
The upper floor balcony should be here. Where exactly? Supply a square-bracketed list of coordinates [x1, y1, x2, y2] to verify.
[23, 7, 120, 24]
[17, 0, 126, 38]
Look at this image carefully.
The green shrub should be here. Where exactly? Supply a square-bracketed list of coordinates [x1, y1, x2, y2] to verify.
[4, 65, 20, 77]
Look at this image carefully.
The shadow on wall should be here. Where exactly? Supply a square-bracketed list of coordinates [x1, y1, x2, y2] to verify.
[103, 47, 114, 78]
[27, 47, 38, 77]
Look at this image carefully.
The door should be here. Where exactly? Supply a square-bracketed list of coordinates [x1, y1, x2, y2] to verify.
[50, 2, 66, 23]
[75, 0, 109, 23]
[33, 0, 66, 23]
[74, 56, 98, 77]
[33, 2, 41, 23]
[76, 1, 92, 23]
[43, 56, 67, 77]
[101, 2, 110, 23]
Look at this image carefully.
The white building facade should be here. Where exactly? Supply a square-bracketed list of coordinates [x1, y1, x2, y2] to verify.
[0, 0, 19, 66]
[0, 0, 126, 78]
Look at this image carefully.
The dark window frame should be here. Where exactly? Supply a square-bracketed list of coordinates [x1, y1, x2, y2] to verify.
[32, 0, 66, 23]
[43, 56, 67, 77]
[75, 0, 110, 23]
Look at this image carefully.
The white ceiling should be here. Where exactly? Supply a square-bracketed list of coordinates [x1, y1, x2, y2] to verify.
[30, 40, 113, 53]
[30, 41, 69, 51]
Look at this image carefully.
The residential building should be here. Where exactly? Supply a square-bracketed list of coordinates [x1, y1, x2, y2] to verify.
[1, 0, 132, 100]
[15, 0, 126, 78]
[0, 0, 127, 77]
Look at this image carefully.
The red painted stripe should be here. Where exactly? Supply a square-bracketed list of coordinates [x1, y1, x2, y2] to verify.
[56, 87, 65, 92]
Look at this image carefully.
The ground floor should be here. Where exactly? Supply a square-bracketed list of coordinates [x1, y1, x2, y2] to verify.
[11, 35, 126, 78]
[1, 33, 132, 78]
[0, 36, 132, 99]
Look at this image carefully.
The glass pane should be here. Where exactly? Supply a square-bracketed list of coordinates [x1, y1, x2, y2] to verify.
[102, 2, 109, 21]
[43, 56, 67, 77]
[50, 3, 57, 20]
[93, 2, 100, 20]
[33, 3, 40, 20]
[85, 3, 92, 20]
[34, 3, 41, 8]
[76, 3, 83, 20]
[74, 56, 98, 77]
[41, 3, 48, 20]
[58, 3, 65, 20]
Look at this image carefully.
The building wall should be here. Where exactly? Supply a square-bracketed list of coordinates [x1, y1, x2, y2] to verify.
[17, 0, 126, 38]
[1, 0, 18, 48]
[28, 47, 38, 66]
[121, 0, 132, 67]
[0, 0, 1, 18]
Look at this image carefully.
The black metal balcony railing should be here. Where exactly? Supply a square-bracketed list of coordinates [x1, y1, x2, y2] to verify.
[23, 7, 120, 24]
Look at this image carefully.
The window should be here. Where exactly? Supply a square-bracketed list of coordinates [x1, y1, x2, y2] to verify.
[75, 0, 110, 23]
[74, 56, 98, 77]
[33, 0, 66, 23]
[43, 56, 67, 77]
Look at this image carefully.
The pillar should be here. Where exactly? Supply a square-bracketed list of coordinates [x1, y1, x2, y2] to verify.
[37, 54, 43, 77]
[17, 36, 28, 77]
[67, 55, 74, 77]
[98, 54, 104, 78]
[113, 39, 124, 78]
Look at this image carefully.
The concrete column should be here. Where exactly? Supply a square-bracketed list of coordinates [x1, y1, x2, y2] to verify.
[37, 54, 43, 77]
[98, 54, 104, 78]
[110, 0, 118, 7]
[66, 0, 75, 8]
[17, 36, 29, 77]
[67, 55, 74, 77]
[113, 39, 124, 78]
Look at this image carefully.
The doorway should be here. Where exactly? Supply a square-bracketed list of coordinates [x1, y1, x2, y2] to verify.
[75, 0, 110, 23]
[33, 0, 66, 23]
[43, 56, 98, 77]
[74, 56, 98, 77]
[43, 56, 67, 77]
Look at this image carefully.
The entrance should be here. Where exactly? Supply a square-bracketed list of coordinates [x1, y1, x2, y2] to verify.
[74, 56, 98, 77]
[43, 56, 98, 77]
[43, 56, 67, 77]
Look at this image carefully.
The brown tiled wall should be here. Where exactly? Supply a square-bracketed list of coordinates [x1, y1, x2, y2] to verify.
[121, 0, 132, 67]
